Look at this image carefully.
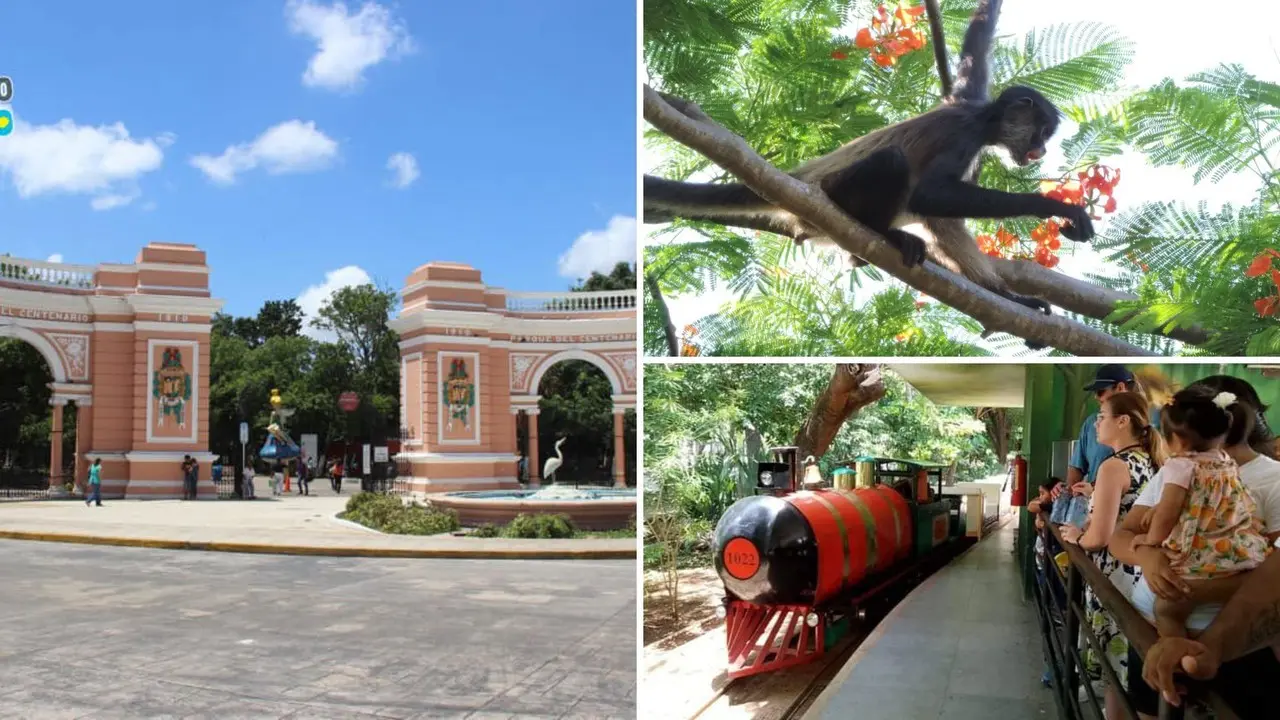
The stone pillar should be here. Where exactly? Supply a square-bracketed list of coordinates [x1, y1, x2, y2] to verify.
[49, 400, 65, 492]
[528, 409, 541, 488]
[74, 400, 93, 490]
[613, 410, 626, 488]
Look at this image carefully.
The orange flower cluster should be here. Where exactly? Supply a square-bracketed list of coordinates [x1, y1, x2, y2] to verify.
[679, 324, 702, 356]
[1030, 220, 1062, 268]
[1032, 163, 1124, 269]
[1125, 251, 1151, 274]
[976, 227, 1018, 259]
[832, 4, 927, 68]
[1040, 165, 1121, 220]
[1245, 249, 1280, 317]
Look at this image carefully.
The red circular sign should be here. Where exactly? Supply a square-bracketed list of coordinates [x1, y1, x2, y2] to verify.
[723, 537, 761, 580]
[339, 392, 359, 412]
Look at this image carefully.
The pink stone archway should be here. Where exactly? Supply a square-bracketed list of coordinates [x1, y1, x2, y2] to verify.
[0, 244, 222, 498]
[388, 262, 637, 495]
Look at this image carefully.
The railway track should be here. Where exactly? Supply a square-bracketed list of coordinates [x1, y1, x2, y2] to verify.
[690, 512, 1013, 720]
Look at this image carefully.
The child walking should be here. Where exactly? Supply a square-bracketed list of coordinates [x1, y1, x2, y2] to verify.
[1132, 386, 1272, 639]
[85, 458, 103, 507]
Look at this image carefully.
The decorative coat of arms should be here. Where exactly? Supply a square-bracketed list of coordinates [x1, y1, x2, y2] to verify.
[153, 347, 192, 429]
[442, 358, 476, 431]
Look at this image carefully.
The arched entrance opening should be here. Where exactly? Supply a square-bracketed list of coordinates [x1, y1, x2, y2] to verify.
[0, 336, 81, 498]
[526, 359, 625, 486]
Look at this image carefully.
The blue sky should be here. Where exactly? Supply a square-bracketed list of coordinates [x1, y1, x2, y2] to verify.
[0, 0, 637, 325]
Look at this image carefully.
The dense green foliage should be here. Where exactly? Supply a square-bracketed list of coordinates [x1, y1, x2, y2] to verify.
[342, 492, 460, 535]
[0, 339, 75, 477]
[210, 289, 398, 463]
[643, 0, 1278, 355]
[643, 362, 1017, 568]
[644, 363, 1010, 520]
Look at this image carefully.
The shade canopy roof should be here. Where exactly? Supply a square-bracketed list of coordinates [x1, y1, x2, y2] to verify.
[888, 363, 1026, 408]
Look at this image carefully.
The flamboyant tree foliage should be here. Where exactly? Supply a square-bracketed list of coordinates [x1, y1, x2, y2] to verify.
[644, 0, 1277, 355]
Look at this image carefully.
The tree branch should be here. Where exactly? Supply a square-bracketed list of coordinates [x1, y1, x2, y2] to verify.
[923, 0, 952, 98]
[643, 86, 1156, 356]
[990, 258, 1210, 346]
[645, 274, 680, 357]
[794, 364, 885, 462]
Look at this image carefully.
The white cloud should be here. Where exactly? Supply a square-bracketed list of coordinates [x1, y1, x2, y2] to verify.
[190, 120, 338, 185]
[0, 114, 166, 209]
[286, 0, 415, 92]
[45, 253, 63, 263]
[386, 151, 418, 188]
[297, 265, 372, 341]
[558, 215, 637, 280]
[90, 189, 141, 211]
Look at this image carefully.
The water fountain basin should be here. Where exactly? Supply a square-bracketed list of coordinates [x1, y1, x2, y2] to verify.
[429, 486, 636, 530]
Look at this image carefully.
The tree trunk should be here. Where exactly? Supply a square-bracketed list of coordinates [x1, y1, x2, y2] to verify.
[645, 274, 680, 357]
[793, 365, 886, 462]
[980, 408, 1010, 466]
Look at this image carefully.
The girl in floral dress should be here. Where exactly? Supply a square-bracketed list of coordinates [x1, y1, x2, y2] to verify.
[1131, 386, 1272, 640]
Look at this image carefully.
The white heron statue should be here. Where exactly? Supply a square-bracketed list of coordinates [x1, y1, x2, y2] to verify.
[543, 437, 567, 484]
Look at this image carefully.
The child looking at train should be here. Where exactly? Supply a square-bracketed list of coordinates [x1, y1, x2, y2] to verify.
[1130, 386, 1273, 640]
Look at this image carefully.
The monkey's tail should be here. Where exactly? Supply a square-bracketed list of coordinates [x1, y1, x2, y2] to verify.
[643, 175, 767, 224]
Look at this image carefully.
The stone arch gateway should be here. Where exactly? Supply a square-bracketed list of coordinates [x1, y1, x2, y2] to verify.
[389, 262, 637, 493]
[0, 244, 221, 498]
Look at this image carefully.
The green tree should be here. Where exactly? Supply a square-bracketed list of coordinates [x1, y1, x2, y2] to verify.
[1099, 66, 1280, 354]
[573, 262, 637, 291]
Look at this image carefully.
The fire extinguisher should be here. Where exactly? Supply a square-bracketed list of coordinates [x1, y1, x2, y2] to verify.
[1011, 454, 1028, 507]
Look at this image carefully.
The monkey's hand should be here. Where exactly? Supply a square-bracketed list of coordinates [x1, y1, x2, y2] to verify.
[1058, 205, 1095, 242]
[885, 229, 927, 267]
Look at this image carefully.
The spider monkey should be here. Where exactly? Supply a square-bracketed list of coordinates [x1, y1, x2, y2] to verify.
[644, 0, 1094, 320]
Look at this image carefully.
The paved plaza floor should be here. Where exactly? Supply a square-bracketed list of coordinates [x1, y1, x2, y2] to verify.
[808, 522, 1052, 720]
[0, 539, 636, 719]
[0, 482, 633, 559]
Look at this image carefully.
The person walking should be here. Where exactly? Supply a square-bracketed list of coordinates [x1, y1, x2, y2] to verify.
[180, 456, 192, 500]
[242, 463, 256, 500]
[85, 458, 102, 507]
[331, 459, 343, 494]
[297, 460, 311, 496]
[187, 456, 200, 500]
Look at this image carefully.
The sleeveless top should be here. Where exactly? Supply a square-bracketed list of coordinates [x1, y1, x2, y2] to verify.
[1091, 446, 1156, 590]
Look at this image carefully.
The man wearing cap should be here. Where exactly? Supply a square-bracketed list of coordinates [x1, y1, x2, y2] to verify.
[1063, 365, 1161, 497]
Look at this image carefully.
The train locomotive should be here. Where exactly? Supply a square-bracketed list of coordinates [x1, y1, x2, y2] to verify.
[712, 447, 973, 678]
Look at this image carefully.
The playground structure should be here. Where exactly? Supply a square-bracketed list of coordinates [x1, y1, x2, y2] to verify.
[0, 248, 636, 499]
[388, 262, 637, 495]
[259, 388, 301, 463]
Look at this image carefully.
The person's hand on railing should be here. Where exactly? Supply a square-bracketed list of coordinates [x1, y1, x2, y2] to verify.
[1135, 546, 1190, 599]
[1070, 481, 1093, 499]
[1059, 524, 1082, 545]
[1143, 636, 1221, 707]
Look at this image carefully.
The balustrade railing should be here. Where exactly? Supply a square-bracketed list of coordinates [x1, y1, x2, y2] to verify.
[1034, 514, 1240, 720]
[504, 289, 635, 313]
[0, 255, 95, 290]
